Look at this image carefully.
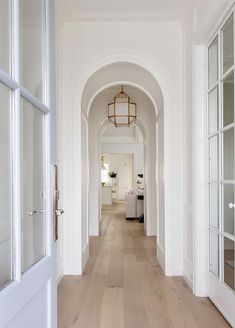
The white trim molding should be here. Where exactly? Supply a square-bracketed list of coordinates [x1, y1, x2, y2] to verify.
[192, 44, 208, 297]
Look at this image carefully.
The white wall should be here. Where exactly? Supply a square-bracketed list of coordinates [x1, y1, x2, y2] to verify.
[182, 22, 194, 288]
[156, 110, 165, 270]
[81, 117, 89, 269]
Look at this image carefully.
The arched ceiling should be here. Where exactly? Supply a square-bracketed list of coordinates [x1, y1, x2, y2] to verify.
[81, 62, 163, 119]
[101, 123, 144, 142]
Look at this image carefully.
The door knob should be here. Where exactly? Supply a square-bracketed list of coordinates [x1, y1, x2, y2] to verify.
[54, 209, 64, 216]
[28, 209, 46, 216]
[228, 203, 235, 209]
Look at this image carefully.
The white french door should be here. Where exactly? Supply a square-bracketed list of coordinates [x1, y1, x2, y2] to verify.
[208, 8, 235, 327]
[0, 1, 57, 327]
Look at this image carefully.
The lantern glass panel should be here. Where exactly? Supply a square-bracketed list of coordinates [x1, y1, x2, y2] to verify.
[108, 103, 115, 117]
[116, 102, 128, 116]
[115, 115, 129, 125]
[130, 102, 136, 117]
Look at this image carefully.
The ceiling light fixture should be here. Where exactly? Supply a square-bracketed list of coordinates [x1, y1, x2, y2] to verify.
[108, 86, 137, 127]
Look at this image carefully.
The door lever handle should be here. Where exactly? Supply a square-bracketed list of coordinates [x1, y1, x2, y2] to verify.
[54, 209, 64, 216]
[28, 209, 46, 216]
[228, 203, 235, 209]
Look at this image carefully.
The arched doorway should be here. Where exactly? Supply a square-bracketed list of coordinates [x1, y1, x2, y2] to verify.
[87, 85, 157, 240]
[60, 56, 184, 278]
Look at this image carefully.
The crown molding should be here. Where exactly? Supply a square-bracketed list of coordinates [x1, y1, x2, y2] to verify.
[193, 0, 234, 44]
[62, 20, 182, 39]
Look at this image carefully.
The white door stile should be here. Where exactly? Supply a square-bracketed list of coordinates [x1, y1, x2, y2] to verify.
[12, 88, 21, 283]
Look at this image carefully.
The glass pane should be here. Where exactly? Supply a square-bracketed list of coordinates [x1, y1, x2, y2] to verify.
[209, 87, 219, 133]
[116, 102, 128, 116]
[208, 37, 218, 89]
[209, 136, 218, 181]
[223, 184, 235, 235]
[130, 103, 136, 117]
[210, 183, 219, 228]
[20, 0, 44, 101]
[0, 0, 10, 73]
[223, 15, 234, 74]
[115, 116, 129, 125]
[0, 83, 12, 288]
[224, 237, 234, 291]
[223, 128, 234, 180]
[116, 103, 129, 125]
[21, 98, 45, 273]
[108, 103, 115, 117]
[223, 72, 234, 127]
[210, 230, 219, 277]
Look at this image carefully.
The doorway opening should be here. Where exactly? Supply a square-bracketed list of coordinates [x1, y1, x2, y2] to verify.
[100, 124, 145, 235]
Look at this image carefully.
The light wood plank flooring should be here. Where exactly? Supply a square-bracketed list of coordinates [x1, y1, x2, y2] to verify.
[58, 203, 231, 328]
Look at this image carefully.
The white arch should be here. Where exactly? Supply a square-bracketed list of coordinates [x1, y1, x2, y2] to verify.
[70, 48, 172, 107]
[61, 50, 184, 278]
[88, 85, 156, 238]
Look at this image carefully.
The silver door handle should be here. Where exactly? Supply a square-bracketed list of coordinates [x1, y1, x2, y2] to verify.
[228, 203, 235, 209]
[28, 209, 46, 216]
[54, 209, 64, 216]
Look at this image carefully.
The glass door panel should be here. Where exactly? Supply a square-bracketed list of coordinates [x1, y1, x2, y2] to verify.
[222, 15, 234, 74]
[0, 83, 12, 288]
[210, 230, 220, 277]
[223, 184, 235, 235]
[223, 128, 234, 180]
[223, 237, 235, 291]
[19, 0, 44, 101]
[223, 72, 234, 127]
[210, 183, 219, 228]
[209, 37, 218, 89]
[209, 136, 219, 180]
[0, 0, 11, 74]
[209, 87, 219, 134]
[21, 98, 46, 273]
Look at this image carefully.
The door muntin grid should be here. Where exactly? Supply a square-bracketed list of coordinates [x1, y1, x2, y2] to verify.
[0, 0, 50, 290]
[208, 12, 235, 293]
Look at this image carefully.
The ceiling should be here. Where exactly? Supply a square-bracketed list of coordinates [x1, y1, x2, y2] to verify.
[57, 0, 195, 23]
[102, 125, 136, 137]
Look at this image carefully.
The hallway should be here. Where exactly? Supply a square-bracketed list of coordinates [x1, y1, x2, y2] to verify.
[58, 203, 230, 328]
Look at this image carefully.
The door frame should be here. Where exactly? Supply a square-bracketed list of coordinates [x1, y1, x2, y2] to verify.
[0, 0, 57, 327]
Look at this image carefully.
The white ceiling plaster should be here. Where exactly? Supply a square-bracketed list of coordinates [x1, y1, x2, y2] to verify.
[57, 0, 196, 23]
[102, 125, 136, 137]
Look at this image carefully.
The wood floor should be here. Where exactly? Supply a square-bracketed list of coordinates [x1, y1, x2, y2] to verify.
[58, 203, 231, 328]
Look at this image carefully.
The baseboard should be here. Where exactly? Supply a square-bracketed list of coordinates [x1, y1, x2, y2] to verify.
[183, 257, 193, 290]
[82, 242, 89, 272]
[157, 242, 165, 273]
[57, 273, 63, 285]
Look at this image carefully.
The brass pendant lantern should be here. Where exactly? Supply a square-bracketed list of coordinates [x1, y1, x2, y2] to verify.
[108, 86, 137, 127]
